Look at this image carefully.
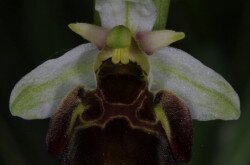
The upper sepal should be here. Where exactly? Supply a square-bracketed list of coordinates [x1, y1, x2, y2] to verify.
[149, 47, 240, 121]
[95, 0, 157, 32]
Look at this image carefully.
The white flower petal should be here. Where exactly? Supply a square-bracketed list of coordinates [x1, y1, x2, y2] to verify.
[149, 47, 240, 121]
[68, 23, 109, 49]
[95, 0, 157, 32]
[10, 43, 99, 119]
[136, 30, 185, 54]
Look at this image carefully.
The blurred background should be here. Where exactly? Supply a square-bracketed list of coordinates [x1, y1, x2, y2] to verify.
[0, 0, 249, 164]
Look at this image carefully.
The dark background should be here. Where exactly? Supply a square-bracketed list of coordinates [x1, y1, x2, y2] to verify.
[0, 0, 250, 164]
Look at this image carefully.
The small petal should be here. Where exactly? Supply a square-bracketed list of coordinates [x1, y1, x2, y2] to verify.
[95, 0, 157, 32]
[149, 47, 240, 121]
[9, 44, 99, 119]
[69, 23, 109, 49]
[136, 30, 185, 55]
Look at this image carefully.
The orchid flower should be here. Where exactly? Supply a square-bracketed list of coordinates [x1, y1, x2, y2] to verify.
[9, 0, 240, 164]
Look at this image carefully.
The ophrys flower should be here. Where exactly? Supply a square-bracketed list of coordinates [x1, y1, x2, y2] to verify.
[9, 0, 240, 164]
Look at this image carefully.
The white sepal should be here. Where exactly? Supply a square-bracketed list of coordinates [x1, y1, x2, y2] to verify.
[95, 0, 157, 32]
[10, 44, 99, 119]
[149, 47, 240, 121]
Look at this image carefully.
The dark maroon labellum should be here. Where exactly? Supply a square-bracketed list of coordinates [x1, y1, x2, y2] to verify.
[46, 59, 192, 165]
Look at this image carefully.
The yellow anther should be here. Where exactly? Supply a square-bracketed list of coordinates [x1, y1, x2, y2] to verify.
[111, 48, 129, 64]
[112, 49, 121, 64]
